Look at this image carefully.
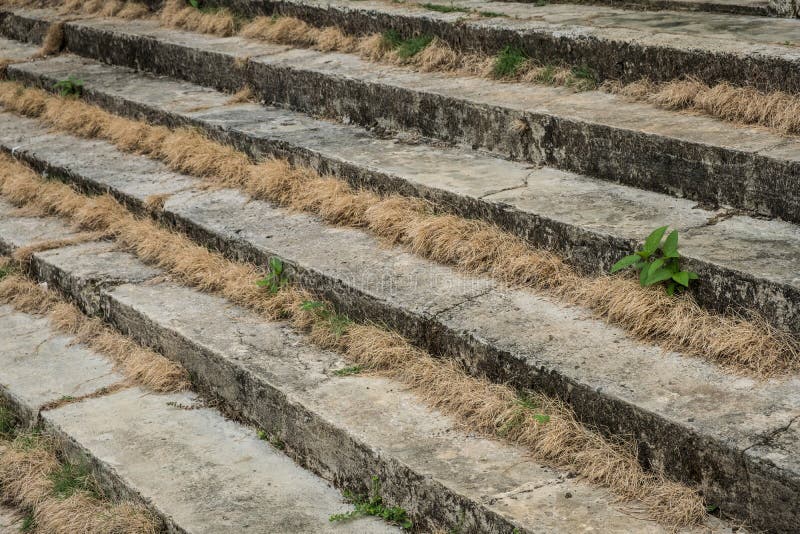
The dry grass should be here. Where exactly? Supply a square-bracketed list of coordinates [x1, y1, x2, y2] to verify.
[11, 231, 107, 262]
[226, 85, 254, 104]
[0, 256, 189, 392]
[0, 80, 796, 377]
[40, 1, 800, 133]
[0, 433, 160, 534]
[160, 0, 237, 37]
[36, 22, 63, 57]
[606, 77, 800, 135]
[0, 151, 707, 529]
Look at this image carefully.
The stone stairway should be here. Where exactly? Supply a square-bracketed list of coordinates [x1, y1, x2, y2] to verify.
[0, 0, 798, 532]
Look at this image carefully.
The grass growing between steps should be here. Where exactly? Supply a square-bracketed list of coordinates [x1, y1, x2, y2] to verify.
[0, 153, 707, 529]
[0, 81, 795, 378]
[0, 412, 161, 533]
[10, 0, 800, 134]
[0, 256, 190, 392]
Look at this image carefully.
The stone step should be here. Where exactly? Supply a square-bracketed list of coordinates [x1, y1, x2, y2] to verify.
[3, 9, 800, 228]
[0, 203, 698, 534]
[0, 504, 22, 533]
[0, 265, 397, 533]
[0, 110, 796, 531]
[497, 0, 793, 17]
[4, 53, 799, 340]
[190, 0, 800, 89]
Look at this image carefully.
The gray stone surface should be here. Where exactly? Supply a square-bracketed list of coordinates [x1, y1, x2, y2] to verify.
[10, 227, 734, 532]
[0, 198, 80, 255]
[0, 306, 123, 424]
[1, 58, 799, 335]
[0, 504, 22, 534]
[4, 11, 799, 227]
[0, 141, 792, 529]
[45, 388, 396, 534]
[0, 35, 38, 61]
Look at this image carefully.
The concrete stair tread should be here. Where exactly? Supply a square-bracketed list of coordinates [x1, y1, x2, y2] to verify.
[0, 306, 398, 533]
[0, 209, 699, 534]
[0, 113, 796, 529]
[517, 0, 784, 17]
[0, 35, 38, 60]
[4, 8, 799, 226]
[1, 54, 798, 334]
[62, 13, 799, 155]
[0, 504, 22, 533]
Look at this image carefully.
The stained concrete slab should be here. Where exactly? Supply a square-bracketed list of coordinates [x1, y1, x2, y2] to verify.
[0, 306, 123, 423]
[0, 504, 22, 534]
[1, 60, 799, 334]
[0, 35, 38, 61]
[44, 388, 397, 534]
[5, 13, 797, 226]
[0, 162, 790, 530]
[0, 198, 80, 255]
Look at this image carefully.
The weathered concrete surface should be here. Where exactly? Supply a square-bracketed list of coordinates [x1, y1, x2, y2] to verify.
[0, 198, 80, 255]
[15, 232, 735, 534]
[204, 0, 800, 89]
[0, 302, 396, 533]
[0, 306, 123, 425]
[501, 0, 790, 17]
[0, 35, 38, 60]
[46, 388, 397, 534]
[0, 504, 21, 534]
[2, 60, 799, 337]
[4, 12, 799, 227]
[0, 121, 795, 530]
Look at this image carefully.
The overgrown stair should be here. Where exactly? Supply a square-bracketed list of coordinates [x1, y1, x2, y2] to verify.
[0, 0, 798, 532]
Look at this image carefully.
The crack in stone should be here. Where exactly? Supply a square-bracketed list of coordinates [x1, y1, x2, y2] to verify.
[431, 286, 495, 318]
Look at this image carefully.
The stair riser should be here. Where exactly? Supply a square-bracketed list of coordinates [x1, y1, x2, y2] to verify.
[20, 243, 522, 534]
[46, 17, 800, 227]
[5, 144, 796, 533]
[8, 59, 800, 338]
[209, 0, 800, 89]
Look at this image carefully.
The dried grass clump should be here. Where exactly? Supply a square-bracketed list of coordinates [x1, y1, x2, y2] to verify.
[0, 80, 796, 376]
[59, 0, 150, 18]
[608, 77, 800, 135]
[11, 231, 107, 263]
[36, 22, 64, 57]
[0, 433, 160, 534]
[0, 154, 706, 528]
[160, 0, 236, 37]
[227, 85, 254, 104]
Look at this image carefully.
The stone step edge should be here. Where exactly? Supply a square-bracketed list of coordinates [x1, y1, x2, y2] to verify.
[1, 119, 795, 533]
[0, 228, 613, 534]
[497, 0, 787, 18]
[5, 9, 799, 227]
[214, 0, 799, 90]
[6, 53, 798, 337]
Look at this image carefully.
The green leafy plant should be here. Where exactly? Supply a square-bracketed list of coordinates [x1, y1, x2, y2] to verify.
[611, 226, 698, 295]
[187, 0, 200, 8]
[0, 263, 13, 280]
[53, 76, 84, 98]
[256, 257, 288, 294]
[493, 46, 527, 78]
[330, 476, 413, 530]
[300, 300, 352, 338]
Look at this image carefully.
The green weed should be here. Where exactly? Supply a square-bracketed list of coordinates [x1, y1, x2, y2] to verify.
[499, 394, 550, 436]
[333, 365, 363, 376]
[49, 461, 96, 499]
[381, 30, 433, 58]
[256, 257, 289, 294]
[300, 300, 352, 338]
[567, 65, 597, 91]
[478, 10, 505, 17]
[493, 46, 527, 78]
[0, 262, 13, 280]
[611, 226, 698, 295]
[257, 429, 285, 450]
[52, 76, 83, 98]
[20, 512, 35, 532]
[330, 476, 412, 530]
[0, 405, 16, 438]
